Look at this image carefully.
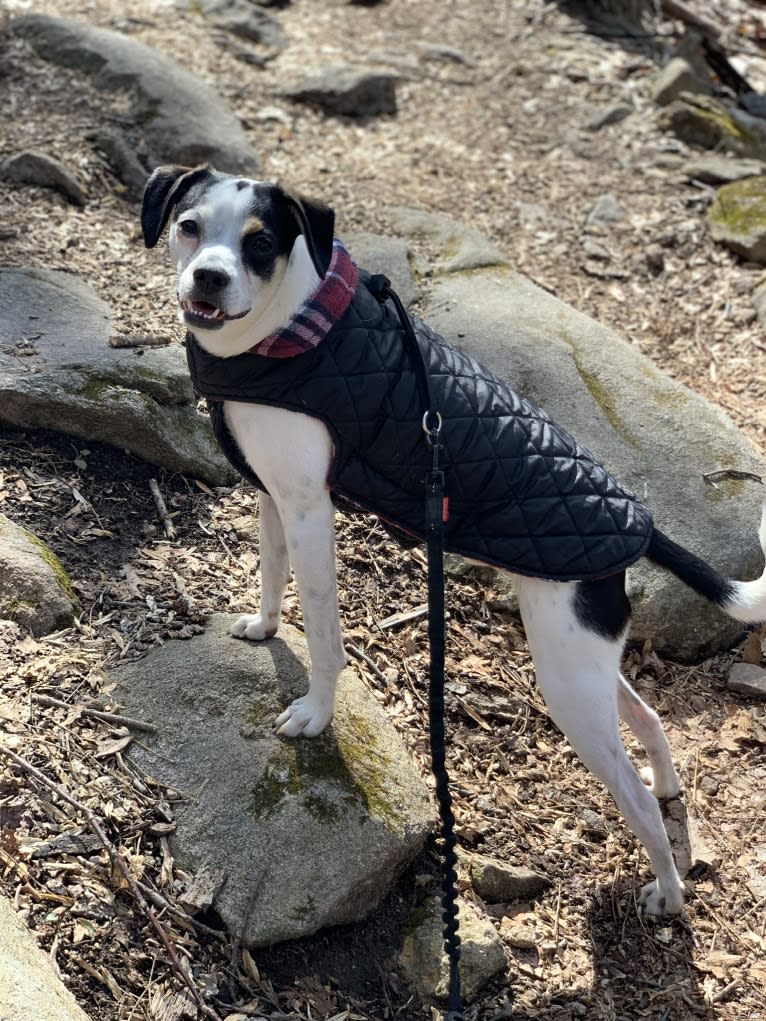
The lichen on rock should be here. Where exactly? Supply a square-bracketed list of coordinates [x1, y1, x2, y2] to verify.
[707, 176, 766, 262]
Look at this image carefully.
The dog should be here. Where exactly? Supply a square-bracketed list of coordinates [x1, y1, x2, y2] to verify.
[141, 164, 766, 918]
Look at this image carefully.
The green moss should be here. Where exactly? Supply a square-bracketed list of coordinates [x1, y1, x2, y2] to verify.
[75, 375, 141, 404]
[689, 106, 762, 152]
[570, 350, 637, 446]
[403, 900, 435, 937]
[647, 383, 690, 411]
[76, 367, 184, 406]
[709, 177, 766, 241]
[249, 706, 405, 831]
[661, 96, 766, 158]
[3, 597, 37, 618]
[26, 532, 78, 607]
[702, 454, 748, 503]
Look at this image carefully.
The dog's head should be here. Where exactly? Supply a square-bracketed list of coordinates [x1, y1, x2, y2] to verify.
[141, 165, 335, 353]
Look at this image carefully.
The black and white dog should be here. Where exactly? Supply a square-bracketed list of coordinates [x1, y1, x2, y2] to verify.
[142, 164, 766, 917]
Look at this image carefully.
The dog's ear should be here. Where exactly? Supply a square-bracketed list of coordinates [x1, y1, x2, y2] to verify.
[141, 164, 214, 249]
[280, 187, 335, 279]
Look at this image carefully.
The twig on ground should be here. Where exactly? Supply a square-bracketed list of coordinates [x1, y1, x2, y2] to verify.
[149, 478, 177, 540]
[345, 642, 389, 686]
[32, 693, 158, 734]
[377, 603, 428, 629]
[0, 742, 223, 1021]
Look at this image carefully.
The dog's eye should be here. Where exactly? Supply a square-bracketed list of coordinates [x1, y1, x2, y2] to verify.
[178, 219, 199, 239]
[243, 233, 274, 257]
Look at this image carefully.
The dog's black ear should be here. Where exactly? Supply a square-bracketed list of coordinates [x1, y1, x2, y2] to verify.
[141, 164, 214, 248]
[281, 188, 335, 278]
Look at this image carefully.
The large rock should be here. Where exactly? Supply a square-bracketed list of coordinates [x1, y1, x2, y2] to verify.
[0, 895, 93, 1021]
[345, 230, 418, 307]
[371, 210, 766, 659]
[707, 177, 766, 263]
[10, 14, 259, 174]
[0, 269, 234, 485]
[0, 514, 78, 636]
[112, 617, 435, 946]
[384, 206, 507, 273]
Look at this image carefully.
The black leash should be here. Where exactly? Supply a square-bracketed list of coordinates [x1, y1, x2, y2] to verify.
[368, 275, 464, 1020]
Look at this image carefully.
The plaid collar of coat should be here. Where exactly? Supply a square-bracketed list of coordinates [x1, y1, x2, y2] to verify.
[251, 239, 358, 358]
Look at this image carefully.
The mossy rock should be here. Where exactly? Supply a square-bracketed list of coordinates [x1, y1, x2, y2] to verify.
[658, 93, 766, 161]
[0, 514, 78, 635]
[708, 176, 766, 262]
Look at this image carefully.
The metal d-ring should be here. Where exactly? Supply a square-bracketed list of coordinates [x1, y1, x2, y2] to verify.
[422, 410, 442, 447]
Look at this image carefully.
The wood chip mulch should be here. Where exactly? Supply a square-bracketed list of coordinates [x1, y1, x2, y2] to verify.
[2, 0, 766, 1018]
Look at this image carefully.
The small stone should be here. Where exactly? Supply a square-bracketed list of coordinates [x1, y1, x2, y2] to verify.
[196, 0, 287, 49]
[278, 64, 397, 117]
[650, 57, 710, 107]
[658, 93, 766, 160]
[727, 661, 766, 699]
[469, 853, 550, 903]
[708, 177, 766, 263]
[499, 915, 537, 949]
[585, 193, 625, 230]
[180, 864, 228, 913]
[399, 896, 505, 1002]
[0, 514, 79, 636]
[752, 279, 766, 328]
[682, 154, 766, 185]
[698, 774, 720, 797]
[1, 150, 86, 206]
[645, 244, 665, 275]
[585, 102, 632, 131]
[582, 238, 611, 261]
[579, 808, 608, 838]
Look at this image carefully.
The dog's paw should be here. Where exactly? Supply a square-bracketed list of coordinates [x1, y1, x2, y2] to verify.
[230, 613, 278, 642]
[276, 694, 333, 738]
[638, 878, 685, 917]
[639, 766, 680, 800]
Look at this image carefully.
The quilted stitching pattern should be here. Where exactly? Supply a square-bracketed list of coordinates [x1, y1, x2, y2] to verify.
[189, 275, 653, 582]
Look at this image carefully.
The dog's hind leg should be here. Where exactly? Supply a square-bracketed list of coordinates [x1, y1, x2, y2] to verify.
[617, 674, 679, 799]
[231, 491, 291, 641]
[514, 575, 685, 915]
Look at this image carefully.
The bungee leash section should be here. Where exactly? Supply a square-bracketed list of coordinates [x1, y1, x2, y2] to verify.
[368, 275, 465, 1021]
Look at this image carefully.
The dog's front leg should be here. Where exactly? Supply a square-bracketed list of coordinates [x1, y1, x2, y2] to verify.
[273, 489, 346, 737]
[224, 402, 345, 737]
[231, 491, 291, 641]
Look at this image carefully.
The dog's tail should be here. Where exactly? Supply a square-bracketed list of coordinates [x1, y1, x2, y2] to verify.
[646, 503, 766, 623]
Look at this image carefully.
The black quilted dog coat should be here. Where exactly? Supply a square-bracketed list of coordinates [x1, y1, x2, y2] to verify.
[186, 271, 653, 582]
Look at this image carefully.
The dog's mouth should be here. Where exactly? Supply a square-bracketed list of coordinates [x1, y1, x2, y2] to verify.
[180, 299, 250, 331]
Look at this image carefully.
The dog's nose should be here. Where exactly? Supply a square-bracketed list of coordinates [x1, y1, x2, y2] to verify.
[193, 266, 231, 290]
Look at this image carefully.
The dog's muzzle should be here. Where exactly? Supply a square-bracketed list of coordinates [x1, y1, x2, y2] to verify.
[179, 297, 250, 331]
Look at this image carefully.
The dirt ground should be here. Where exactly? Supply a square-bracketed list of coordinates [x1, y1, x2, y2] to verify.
[2, 1, 766, 1019]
